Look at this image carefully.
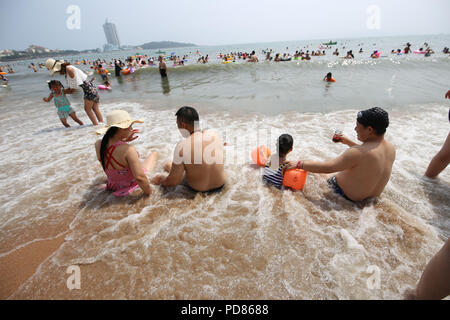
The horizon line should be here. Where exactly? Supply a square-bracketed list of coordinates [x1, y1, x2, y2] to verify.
[2, 32, 449, 52]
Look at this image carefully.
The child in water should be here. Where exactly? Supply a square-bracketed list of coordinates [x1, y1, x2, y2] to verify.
[263, 134, 293, 189]
[43, 80, 84, 128]
[104, 80, 111, 89]
[324, 72, 336, 82]
[1, 74, 7, 86]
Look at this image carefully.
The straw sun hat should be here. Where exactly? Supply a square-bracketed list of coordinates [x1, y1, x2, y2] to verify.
[95, 110, 144, 135]
[45, 58, 65, 75]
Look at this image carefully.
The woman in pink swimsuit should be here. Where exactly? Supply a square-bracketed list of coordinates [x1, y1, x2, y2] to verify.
[95, 110, 158, 196]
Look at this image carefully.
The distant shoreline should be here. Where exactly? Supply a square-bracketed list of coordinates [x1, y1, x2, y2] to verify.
[0, 41, 198, 63]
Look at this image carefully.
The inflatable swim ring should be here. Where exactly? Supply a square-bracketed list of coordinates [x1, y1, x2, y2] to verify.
[122, 68, 130, 75]
[413, 50, 426, 54]
[251, 146, 271, 167]
[325, 78, 336, 82]
[282, 169, 307, 190]
[0, 72, 7, 75]
[98, 85, 111, 90]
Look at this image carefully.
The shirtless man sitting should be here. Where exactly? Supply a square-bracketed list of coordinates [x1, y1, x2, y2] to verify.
[286, 107, 396, 202]
[152, 106, 226, 193]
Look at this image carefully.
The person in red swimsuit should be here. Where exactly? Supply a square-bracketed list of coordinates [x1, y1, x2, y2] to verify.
[95, 110, 158, 196]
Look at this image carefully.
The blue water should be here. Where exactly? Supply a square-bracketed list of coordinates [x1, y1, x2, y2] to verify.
[2, 34, 450, 115]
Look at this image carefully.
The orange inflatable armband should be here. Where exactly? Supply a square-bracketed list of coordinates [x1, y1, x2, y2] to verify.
[282, 169, 308, 190]
[251, 146, 271, 166]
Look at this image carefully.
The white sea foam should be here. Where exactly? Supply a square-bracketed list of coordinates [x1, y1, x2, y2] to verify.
[1, 98, 449, 299]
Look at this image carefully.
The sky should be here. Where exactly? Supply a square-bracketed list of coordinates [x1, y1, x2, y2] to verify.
[1, 0, 449, 51]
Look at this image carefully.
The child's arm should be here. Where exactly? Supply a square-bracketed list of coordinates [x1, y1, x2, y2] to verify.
[90, 77, 95, 82]
[43, 93, 53, 102]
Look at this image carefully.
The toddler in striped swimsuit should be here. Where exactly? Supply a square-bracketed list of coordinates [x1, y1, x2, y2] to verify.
[263, 134, 293, 189]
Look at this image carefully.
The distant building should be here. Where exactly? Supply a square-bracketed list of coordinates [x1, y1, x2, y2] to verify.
[25, 45, 51, 54]
[103, 19, 121, 51]
[0, 49, 14, 57]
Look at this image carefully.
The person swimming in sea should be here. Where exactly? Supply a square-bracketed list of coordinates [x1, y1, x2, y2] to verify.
[1, 73, 8, 86]
[158, 56, 167, 78]
[345, 50, 354, 59]
[323, 72, 336, 82]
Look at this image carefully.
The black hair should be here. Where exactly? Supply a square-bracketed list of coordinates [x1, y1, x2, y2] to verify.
[175, 106, 199, 129]
[357, 107, 389, 135]
[48, 80, 64, 90]
[278, 134, 293, 156]
[59, 62, 71, 75]
[100, 127, 119, 170]
[326, 72, 332, 78]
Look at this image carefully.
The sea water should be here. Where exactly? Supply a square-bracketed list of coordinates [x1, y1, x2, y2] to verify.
[1, 34, 449, 299]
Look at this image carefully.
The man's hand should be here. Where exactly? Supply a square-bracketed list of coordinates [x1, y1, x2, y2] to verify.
[43, 97, 48, 102]
[151, 174, 166, 185]
[445, 90, 450, 99]
[284, 161, 299, 171]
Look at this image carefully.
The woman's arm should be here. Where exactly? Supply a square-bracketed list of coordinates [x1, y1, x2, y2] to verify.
[94, 140, 102, 163]
[66, 66, 75, 78]
[125, 146, 152, 195]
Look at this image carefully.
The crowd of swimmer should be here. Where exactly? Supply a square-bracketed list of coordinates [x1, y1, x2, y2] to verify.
[2, 40, 449, 84]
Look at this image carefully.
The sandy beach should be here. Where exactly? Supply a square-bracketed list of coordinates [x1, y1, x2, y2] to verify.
[0, 231, 68, 299]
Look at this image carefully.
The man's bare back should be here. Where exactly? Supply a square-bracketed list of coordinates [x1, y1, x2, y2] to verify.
[287, 107, 395, 202]
[153, 106, 226, 193]
[177, 129, 226, 191]
[337, 139, 395, 201]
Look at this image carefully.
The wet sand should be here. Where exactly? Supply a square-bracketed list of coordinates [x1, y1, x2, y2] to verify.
[0, 106, 448, 299]
[0, 231, 69, 299]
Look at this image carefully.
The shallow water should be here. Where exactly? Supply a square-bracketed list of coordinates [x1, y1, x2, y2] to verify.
[1, 34, 449, 299]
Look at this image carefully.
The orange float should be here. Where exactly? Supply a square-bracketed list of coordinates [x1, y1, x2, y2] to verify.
[325, 77, 336, 82]
[251, 146, 271, 167]
[122, 68, 130, 75]
[0, 72, 7, 75]
[282, 169, 308, 190]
